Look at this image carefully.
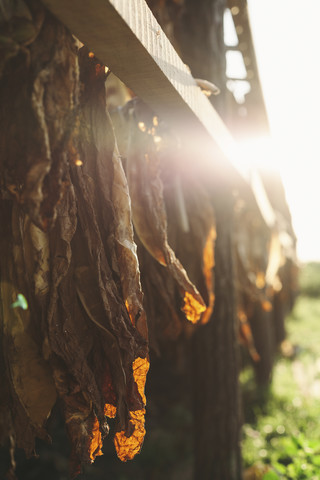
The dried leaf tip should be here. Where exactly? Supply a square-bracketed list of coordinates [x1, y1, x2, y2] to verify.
[114, 357, 149, 462]
[182, 291, 206, 324]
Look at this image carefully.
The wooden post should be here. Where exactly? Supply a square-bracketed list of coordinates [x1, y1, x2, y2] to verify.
[193, 190, 242, 480]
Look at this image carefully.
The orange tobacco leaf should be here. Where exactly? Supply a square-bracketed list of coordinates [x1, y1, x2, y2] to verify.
[89, 417, 103, 462]
[114, 357, 149, 462]
[114, 409, 146, 461]
[182, 291, 206, 324]
[238, 310, 260, 362]
[201, 226, 216, 324]
[132, 357, 149, 404]
[104, 404, 116, 418]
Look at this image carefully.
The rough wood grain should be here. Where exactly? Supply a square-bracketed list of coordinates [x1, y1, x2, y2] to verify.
[40, 0, 276, 227]
[40, 0, 241, 178]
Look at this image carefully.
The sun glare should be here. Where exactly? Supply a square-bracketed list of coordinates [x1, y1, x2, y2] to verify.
[235, 136, 277, 173]
[233, 130, 320, 263]
[246, 0, 320, 263]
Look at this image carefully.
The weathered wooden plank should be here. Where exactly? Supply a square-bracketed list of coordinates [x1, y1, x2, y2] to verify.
[40, 0, 277, 229]
[227, 0, 270, 135]
[41, 0, 239, 177]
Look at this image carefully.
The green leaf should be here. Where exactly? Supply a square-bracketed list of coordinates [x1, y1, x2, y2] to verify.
[274, 461, 286, 474]
[312, 454, 320, 466]
[262, 470, 280, 480]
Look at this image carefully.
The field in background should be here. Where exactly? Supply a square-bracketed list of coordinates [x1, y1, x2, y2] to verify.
[242, 263, 320, 480]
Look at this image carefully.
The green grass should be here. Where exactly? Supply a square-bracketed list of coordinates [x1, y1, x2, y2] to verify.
[299, 262, 320, 297]
[242, 294, 320, 480]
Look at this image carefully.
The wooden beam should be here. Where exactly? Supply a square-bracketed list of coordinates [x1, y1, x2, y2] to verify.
[40, 0, 276, 227]
[41, 0, 241, 180]
[227, 0, 270, 134]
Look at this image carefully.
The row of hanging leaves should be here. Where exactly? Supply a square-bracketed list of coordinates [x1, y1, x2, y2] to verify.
[0, 0, 297, 478]
[0, 1, 217, 477]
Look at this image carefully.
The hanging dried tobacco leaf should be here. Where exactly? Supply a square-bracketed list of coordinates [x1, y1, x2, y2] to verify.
[0, 0, 78, 230]
[234, 194, 273, 360]
[0, 202, 57, 458]
[122, 100, 207, 325]
[234, 195, 271, 302]
[0, 5, 148, 476]
[161, 169, 217, 326]
[114, 356, 149, 461]
[43, 48, 149, 472]
[238, 308, 260, 362]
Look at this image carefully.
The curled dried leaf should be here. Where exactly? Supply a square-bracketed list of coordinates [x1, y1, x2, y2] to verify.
[200, 226, 216, 324]
[114, 409, 146, 462]
[238, 309, 260, 362]
[0, 3, 79, 230]
[114, 357, 149, 461]
[125, 101, 206, 324]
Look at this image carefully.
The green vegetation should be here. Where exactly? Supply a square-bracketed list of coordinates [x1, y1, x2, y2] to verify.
[299, 262, 320, 297]
[242, 263, 320, 479]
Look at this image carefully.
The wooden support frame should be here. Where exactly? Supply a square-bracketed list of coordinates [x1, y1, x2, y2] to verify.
[41, 0, 275, 223]
[41, 0, 242, 179]
[227, 0, 270, 134]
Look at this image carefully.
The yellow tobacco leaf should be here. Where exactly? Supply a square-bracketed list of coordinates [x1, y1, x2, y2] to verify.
[133, 356, 149, 404]
[114, 357, 149, 462]
[89, 417, 103, 462]
[182, 291, 206, 324]
[201, 226, 216, 324]
[114, 409, 146, 461]
[104, 403, 117, 418]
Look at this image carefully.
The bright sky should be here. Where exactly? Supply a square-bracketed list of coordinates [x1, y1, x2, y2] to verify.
[246, 0, 320, 263]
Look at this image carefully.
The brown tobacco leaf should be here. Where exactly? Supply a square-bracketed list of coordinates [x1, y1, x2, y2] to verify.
[51, 359, 105, 477]
[137, 241, 186, 349]
[161, 159, 217, 327]
[112, 149, 148, 341]
[105, 102, 147, 340]
[234, 196, 274, 359]
[238, 309, 260, 362]
[234, 196, 271, 301]
[5, 302, 57, 429]
[0, 202, 57, 457]
[42, 47, 149, 471]
[125, 101, 206, 324]
[78, 48, 147, 341]
[50, 49, 148, 468]
[0, 15, 148, 476]
[0, 1, 44, 77]
[0, 1, 79, 230]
